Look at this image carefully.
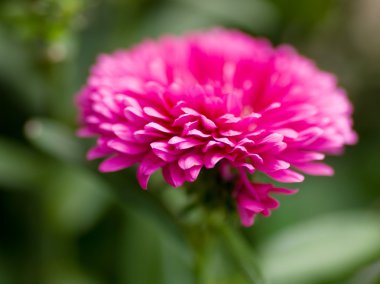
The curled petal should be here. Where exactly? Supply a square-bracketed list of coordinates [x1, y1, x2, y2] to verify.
[268, 169, 304, 183]
[162, 163, 186, 188]
[185, 165, 202, 182]
[137, 153, 166, 189]
[99, 155, 139, 172]
[178, 152, 203, 170]
[108, 139, 147, 154]
[294, 162, 334, 176]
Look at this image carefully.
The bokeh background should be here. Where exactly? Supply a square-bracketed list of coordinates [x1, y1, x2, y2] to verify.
[1, 0, 380, 283]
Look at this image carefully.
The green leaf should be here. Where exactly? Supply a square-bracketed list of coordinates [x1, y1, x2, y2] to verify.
[348, 261, 380, 284]
[25, 118, 84, 163]
[42, 165, 111, 235]
[119, 210, 194, 284]
[175, 0, 278, 34]
[261, 211, 380, 284]
[106, 172, 195, 262]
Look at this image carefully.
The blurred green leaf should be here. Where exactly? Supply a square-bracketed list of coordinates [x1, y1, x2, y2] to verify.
[261, 211, 380, 284]
[106, 172, 196, 260]
[24, 117, 84, 163]
[42, 164, 111, 235]
[348, 261, 380, 284]
[138, 2, 216, 37]
[137, 0, 278, 38]
[120, 209, 194, 284]
[175, 0, 278, 34]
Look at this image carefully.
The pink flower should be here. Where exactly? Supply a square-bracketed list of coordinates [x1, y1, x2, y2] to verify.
[76, 29, 357, 226]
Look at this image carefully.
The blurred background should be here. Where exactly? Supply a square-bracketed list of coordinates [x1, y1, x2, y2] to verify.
[1, 0, 380, 283]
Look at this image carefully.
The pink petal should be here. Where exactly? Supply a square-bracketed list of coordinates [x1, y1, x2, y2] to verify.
[145, 122, 173, 134]
[87, 146, 112, 160]
[258, 158, 290, 172]
[204, 152, 225, 168]
[178, 153, 203, 170]
[112, 124, 136, 141]
[185, 165, 202, 182]
[99, 155, 138, 172]
[294, 162, 334, 176]
[107, 139, 147, 154]
[137, 153, 166, 189]
[143, 107, 170, 120]
[269, 169, 304, 183]
[162, 163, 186, 188]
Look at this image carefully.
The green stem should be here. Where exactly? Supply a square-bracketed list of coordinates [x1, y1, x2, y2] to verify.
[216, 222, 268, 284]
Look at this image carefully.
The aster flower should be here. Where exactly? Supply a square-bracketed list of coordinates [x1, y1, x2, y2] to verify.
[76, 29, 356, 226]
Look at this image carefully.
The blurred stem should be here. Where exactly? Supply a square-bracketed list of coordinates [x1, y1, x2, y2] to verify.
[216, 222, 267, 284]
[187, 209, 267, 284]
[181, 169, 267, 284]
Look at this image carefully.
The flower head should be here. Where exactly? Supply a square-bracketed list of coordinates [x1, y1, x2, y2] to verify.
[77, 29, 356, 226]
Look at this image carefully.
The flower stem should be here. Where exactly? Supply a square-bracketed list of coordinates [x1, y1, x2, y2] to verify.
[215, 221, 268, 284]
